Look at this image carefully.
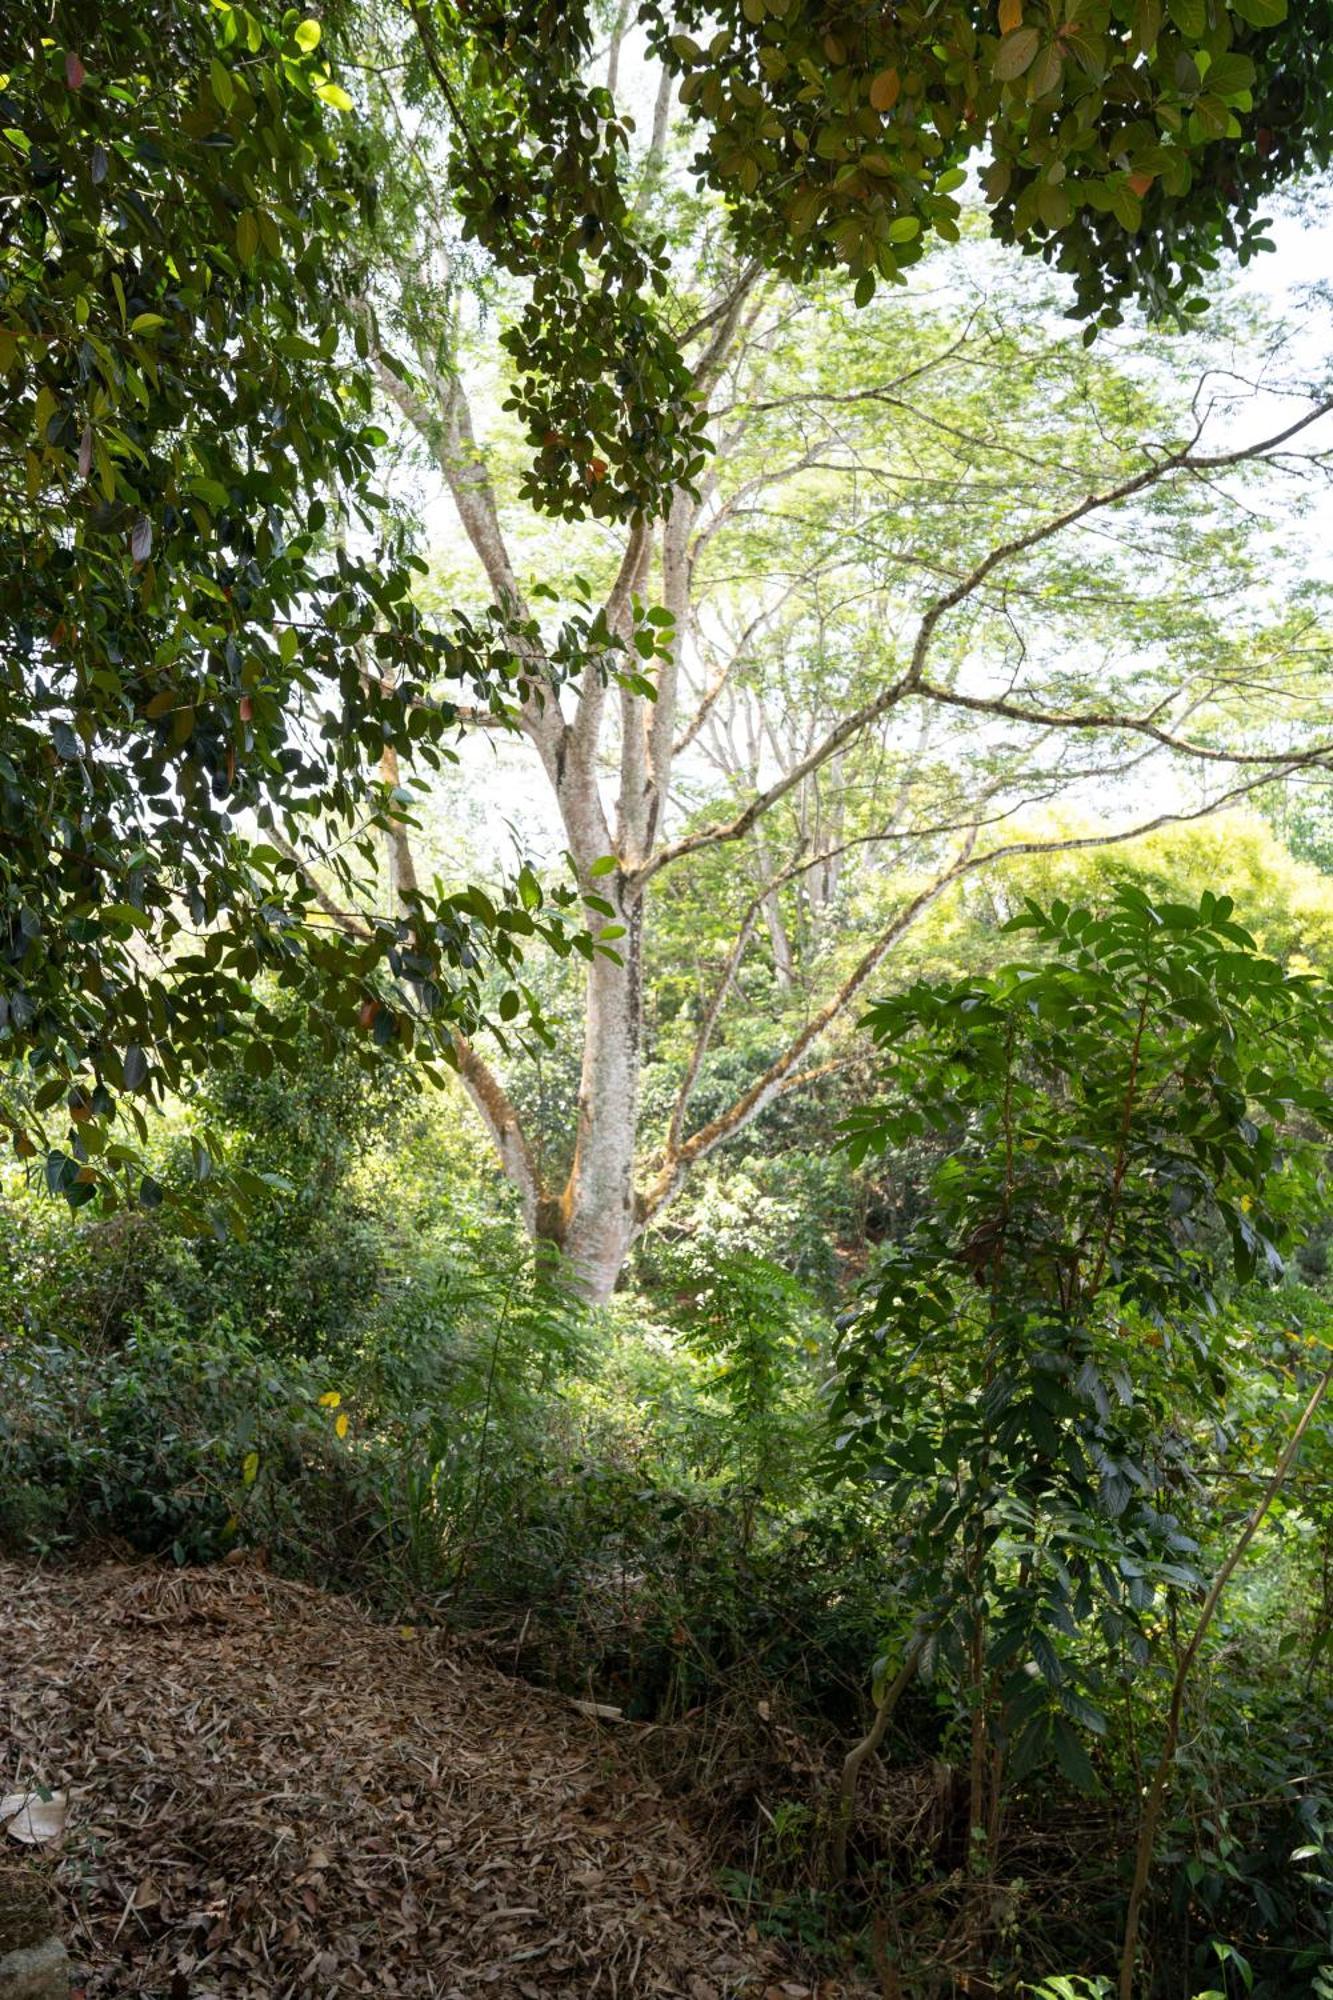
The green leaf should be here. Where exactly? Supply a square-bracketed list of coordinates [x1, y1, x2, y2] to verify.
[1229, 0, 1285, 21]
[517, 864, 542, 911]
[209, 57, 235, 112]
[1205, 52, 1256, 97]
[294, 18, 322, 51]
[314, 79, 354, 111]
[1051, 1715, 1097, 1789]
[994, 27, 1042, 80]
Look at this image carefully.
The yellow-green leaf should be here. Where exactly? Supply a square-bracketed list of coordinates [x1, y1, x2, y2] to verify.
[315, 79, 354, 112]
[209, 56, 235, 113]
[242, 1450, 259, 1486]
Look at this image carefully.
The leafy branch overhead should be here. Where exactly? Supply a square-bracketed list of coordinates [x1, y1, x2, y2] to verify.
[401, 0, 1333, 520]
[648, 0, 1329, 324]
[0, 7, 591, 1222]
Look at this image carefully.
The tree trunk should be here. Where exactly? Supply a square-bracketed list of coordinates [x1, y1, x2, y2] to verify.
[551, 886, 644, 1302]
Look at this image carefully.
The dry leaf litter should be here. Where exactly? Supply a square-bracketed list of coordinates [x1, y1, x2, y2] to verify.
[0, 1559, 822, 1999]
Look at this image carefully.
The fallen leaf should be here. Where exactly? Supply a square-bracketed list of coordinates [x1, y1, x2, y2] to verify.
[1, 1788, 68, 1843]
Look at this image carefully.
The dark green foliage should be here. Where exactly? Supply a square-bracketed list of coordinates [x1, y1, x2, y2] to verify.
[10, 873, 1333, 1993]
[0, 3, 598, 1222]
[429, 2, 710, 521]
[0, 1305, 371, 1566]
[835, 888, 1333, 1784]
[648, 0, 1333, 325]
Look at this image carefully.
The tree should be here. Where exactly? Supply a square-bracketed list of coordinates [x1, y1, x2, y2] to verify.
[828, 886, 1333, 1979]
[0, 3, 586, 1224]
[10, 0, 1333, 1255]
[333, 37, 1333, 1293]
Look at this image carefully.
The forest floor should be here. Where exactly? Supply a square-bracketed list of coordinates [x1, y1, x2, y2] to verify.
[0, 1559, 836, 2000]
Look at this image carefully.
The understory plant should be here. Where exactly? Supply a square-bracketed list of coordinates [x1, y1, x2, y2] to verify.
[829, 887, 1333, 1992]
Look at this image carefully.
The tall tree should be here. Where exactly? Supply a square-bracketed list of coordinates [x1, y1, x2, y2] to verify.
[11, 0, 1333, 1256]
[297, 4, 1333, 1297]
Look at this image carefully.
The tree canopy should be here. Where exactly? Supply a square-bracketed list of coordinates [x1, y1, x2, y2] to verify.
[0, 4, 588, 1220]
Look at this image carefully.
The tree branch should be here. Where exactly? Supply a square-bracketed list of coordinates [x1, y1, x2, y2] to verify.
[638, 755, 1321, 1220]
[639, 833, 980, 1222]
[667, 899, 764, 1156]
[635, 392, 1333, 888]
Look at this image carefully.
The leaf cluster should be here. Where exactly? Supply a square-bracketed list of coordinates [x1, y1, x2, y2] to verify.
[645, 0, 1333, 324]
[830, 887, 1333, 1783]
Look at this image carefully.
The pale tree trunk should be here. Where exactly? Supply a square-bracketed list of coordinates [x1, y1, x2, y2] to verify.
[753, 827, 796, 991]
[760, 883, 796, 989]
[557, 886, 644, 1299]
[337, 199, 1325, 1302]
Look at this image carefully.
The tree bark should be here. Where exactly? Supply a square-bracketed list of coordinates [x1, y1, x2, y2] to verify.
[554, 882, 645, 1301]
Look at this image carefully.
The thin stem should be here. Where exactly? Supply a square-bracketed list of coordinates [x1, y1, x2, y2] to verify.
[1117, 1353, 1333, 1999]
[830, 1637, 926, 1882]
[1088, 983, 1152, 1297]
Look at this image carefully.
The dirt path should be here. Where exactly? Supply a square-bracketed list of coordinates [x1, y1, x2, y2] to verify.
[1, 1561, 795, 1999]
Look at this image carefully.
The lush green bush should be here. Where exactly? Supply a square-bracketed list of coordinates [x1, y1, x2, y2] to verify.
[0, 1302, 370, 1566]
[9, 890, 1333, 1998]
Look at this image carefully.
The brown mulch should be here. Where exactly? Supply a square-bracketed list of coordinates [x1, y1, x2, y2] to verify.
[0, 1560, 812, 2000]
